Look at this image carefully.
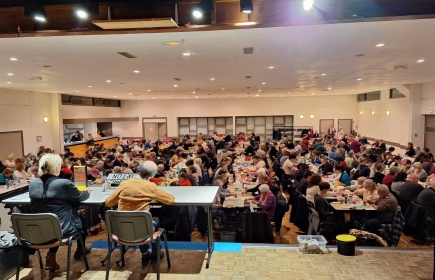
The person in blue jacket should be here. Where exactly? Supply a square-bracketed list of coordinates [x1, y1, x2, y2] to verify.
[334, 165, 351, 186]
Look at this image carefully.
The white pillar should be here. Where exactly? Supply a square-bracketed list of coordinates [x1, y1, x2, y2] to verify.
[408, 84, 425, 148]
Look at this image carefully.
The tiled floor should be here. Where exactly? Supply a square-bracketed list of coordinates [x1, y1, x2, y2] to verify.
[17, 245, 433, 280]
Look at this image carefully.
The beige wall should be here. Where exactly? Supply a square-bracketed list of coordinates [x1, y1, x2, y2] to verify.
[121, 95, 357, 137]
[0, 89, 61, 155]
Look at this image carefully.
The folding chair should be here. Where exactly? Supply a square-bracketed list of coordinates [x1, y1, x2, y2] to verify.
[105, 210, 171, 280]
[11, 213, 89, 280]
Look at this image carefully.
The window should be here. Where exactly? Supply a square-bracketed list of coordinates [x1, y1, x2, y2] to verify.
[357, 91, 381, 102]
[61, 94, 120, 107]
[389, 88, 406, 99]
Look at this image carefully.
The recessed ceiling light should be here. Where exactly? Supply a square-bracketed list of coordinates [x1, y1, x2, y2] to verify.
[376, 43, 385, 47]
[311, 92, 315, 95]
[192, 91, 196, 94]
[147, 89, 151, 92]
[7, 73, 13, 76]
[321, 73, 326, 76]
[6, 82, 11, 84]
[106, 80, 111, 83]
[128, 92, 132, 95]
[114, 95, 117, 97]
[134, 70, 140, 73]
[10, 58, 17, 61]
[258, 90, 261, 92]
[75, 91, 79, 93]
[287, 92, 290, 94]
[170, 95, 173, 97]
[255, 94, 259, 97]
[262, 82, 266, 85]
[417, 59, 425, 63]
[184, 98, 187, 99]
[138, 98, 141, 100]
[280, 95, 282, 97]
[357, 78, 362, 81]
[310, 115, 314, 119]
[328, 87, 332, 90]
[351, 89, 354, 91]
[268, 66, 274, 69]
[195, 96, 198, 98]
[210, 78, 215, 81]
[182, 53, 191, 56]
[88, 86, 92, 88]
[152, 97, 155, 99]
[174, 85, 178, 87]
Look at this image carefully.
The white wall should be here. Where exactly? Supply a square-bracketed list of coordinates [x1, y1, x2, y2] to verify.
[421, 81, 435, 114]
[0, 89, 60, 154]
[83, 123, 98, 137]
[121, 96, 357, 137]
[61, 105, 121, 119]
[112, 121, 141, 138]
[356, 89, 410, 147]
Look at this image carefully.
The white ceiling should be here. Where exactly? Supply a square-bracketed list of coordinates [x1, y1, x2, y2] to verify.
[1, 18, 435, 100]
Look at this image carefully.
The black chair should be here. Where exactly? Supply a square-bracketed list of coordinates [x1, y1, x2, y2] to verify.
[242, 212, 274, 243]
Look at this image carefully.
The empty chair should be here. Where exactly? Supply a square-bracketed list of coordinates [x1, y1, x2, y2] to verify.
[242, 212, 274, 243]
[105, 210, 171, 280]
[11, 213, 89, 280]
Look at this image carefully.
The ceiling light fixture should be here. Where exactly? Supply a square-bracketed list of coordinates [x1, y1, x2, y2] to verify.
[328, 87, 332, 90]
[75, 91, 79, 93]
[351, 89, 354, 91]
[372, 110, 375, 115]
[310, 115, 314, 119]
[240, 0, 253, 13]
[174, 85, 178, 87]
[192, 0, 214, 19]
[134, 70, 140, 73]
[262, 82, 266, 85]
[417, 59, 425, 63]
[28, 5, 47, 22]
[7, 73, 13, 76]
[88, 86, 92, 88]
[303, 0, 313, 11]
[6, 82, 11, 84]
[287, 92, 290, 94]
[268, 66, 274, 69]
[357, 78, 362, 81]
[43, 116, 48, 123]
[192, 91, 196, 94]
[311, 92, 315, 95]
[74, 3, 89, 19]
[234, 22, 257, 26]
[182, 52, 191, 56]
[106, 80, 111, 83]
[138, 98, 141, 100]
[114, 95, 117, 97]
[210, 78, 215, 81]
[152, 97, 156, 99]
[147, 89, 151, 92]
[10, 58, 17, 61]
[321, 73, 326, 76]
[376, 43, 385, 47]
[300, 114, 304, 119]
[255, 94, 259, 97]
[195, 96, 198, 98]
[360, 111, 363, 115]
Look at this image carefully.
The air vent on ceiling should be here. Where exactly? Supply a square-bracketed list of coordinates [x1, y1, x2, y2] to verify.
[30, 76, 42, 80]
[321, 89, 329, 91]
[355, 54, 365, 57]
[245, 76, 252, 79]
[173, 78, 182, 81]
[117, 52, 137, 58]
[243, 47, 254, 54]
[394, 66, 408, 70]
[314, 76, 319, 79]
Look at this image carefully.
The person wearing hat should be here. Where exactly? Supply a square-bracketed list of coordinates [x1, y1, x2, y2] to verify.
[245, 184, 276, 221]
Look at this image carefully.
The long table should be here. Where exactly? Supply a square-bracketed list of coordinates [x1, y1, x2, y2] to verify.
[2, 185, 219, 269]
[64, 136, 119, 157]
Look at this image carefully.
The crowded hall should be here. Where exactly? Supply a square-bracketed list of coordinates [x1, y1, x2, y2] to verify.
[1, 0, 435, 279]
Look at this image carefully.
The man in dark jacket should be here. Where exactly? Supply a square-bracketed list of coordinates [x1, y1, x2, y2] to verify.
[417, 177, 435, 220]
[400, 173, 424, 202]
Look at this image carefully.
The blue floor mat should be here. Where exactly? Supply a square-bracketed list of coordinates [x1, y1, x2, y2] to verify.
[214, 242, 242, 252]
[91, 240, 208, 251]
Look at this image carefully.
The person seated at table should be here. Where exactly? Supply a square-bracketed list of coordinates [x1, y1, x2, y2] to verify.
[245, 184, 277, 221]
[87, 163, 101, 181]
[186, 166, 199, 186]
[353, 157, 370, 179]
[318, 156, 333, 175]
[154, 164, 166, 178]
[121, 163, 133, 174]
[314, 182, 334, 222]
[371, 162, 386, 185]
[328, 147, 337, 159]
[409, 162, 428, 182]
[403, 159, 413, 174]
[59, 162, 73, 180]
[28, 166, 39, 179]
[311, 150, 322, 165]
[298, 170, 313, 195]
[177, 172, 192, 186]
[334, 165, 351, 186]
[334, 148, 345, 163]
[13, 162, 28, 180]
[96, 160, 105, 173]
[306, 174, 322, 204]
[382, 166, 399, 189]
[4, 153, 15, 168]
[105, 161, 175, 263]
[353, 179, 379, 204]
[123, 148, 133, 165]
[0, 168, 14, 185]
[405, 142, 416, 157]
[29, 153, 91, 270]
[365, 184, 398, 233]
[399, 173, 424, 202]
[113, 154, 124, 167]
[171, 149, 184, 167]
[243, 142, 255, 156]
[417, 178, 435, 221]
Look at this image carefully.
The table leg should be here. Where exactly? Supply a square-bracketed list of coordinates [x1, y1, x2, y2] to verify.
[206, 205, 214, 269]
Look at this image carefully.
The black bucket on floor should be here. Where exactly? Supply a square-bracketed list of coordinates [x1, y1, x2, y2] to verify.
[220, 231, 237, 242]
[336, 234, 356, 256]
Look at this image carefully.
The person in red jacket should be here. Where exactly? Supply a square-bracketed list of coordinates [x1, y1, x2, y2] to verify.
[178, 172, 192, 186]
[382, 166, 399, 190]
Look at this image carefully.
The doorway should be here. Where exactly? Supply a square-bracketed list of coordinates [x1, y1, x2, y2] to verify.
[142, 118, 167, 142]
[338, 119, 353, 135]
[319, 119, 334, 135]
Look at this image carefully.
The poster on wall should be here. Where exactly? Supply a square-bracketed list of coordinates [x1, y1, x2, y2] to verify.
[73, 166, 88, 191]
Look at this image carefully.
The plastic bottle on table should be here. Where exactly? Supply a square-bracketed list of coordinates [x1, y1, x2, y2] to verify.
[22, 172, 27, 182]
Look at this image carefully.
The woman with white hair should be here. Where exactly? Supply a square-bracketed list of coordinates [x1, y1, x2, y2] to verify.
[245, 184, 277, 221]
[412, 162, 428, 182]
[29, 154, 91, 271]
[353, 179, 379, 204]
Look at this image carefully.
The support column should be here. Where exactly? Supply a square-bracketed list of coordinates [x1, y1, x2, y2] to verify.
[408, 84, 425, 148]
[50, 93, 64, 153]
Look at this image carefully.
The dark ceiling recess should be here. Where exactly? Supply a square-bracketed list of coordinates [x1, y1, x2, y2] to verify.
[0, 0, 435, 34]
